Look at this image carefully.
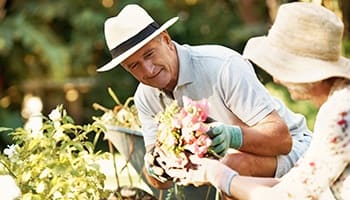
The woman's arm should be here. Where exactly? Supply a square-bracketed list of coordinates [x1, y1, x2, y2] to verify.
[167, 155, 280, 200]
[229, 176, 279, 200]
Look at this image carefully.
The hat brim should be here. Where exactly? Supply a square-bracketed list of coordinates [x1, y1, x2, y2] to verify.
[97, 17, 179, 72]
[243, 36, 350, 83]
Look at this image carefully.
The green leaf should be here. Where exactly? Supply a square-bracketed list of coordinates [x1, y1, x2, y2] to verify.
[0, 127, 13, 133]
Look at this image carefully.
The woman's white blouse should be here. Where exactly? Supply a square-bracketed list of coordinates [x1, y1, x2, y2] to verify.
[271, 81, 350, 199]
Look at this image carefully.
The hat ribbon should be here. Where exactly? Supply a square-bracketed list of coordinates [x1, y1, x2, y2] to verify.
[110, 22, 160, 58]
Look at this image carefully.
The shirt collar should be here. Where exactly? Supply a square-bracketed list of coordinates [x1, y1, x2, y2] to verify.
[157, 42, 194, 97]
[175, 42, 194, 87]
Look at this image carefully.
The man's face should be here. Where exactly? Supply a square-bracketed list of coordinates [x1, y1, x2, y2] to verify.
[121, 32, 178, 91]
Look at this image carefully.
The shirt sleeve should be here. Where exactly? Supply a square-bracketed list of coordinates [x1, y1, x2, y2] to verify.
[134, 87, 159, 147]
[216, 55, 275, 126]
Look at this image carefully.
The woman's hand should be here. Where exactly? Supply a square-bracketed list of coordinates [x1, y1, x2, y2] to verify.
[168, 155, 238, 196]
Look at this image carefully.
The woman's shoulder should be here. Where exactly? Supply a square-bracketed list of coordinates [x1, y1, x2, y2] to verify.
[328, 80, 350, 102]
[319, 80, 350, 116]
[314, 80, 350, 136]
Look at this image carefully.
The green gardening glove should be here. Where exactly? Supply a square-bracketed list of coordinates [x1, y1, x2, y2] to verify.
[207, 124, 243, 157]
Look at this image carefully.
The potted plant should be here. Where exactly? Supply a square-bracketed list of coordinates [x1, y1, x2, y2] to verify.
[0, 105, 156, 199]
[0, 105, 111, 199]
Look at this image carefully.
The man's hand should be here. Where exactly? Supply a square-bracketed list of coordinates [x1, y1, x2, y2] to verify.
[207, 124, 243, 156]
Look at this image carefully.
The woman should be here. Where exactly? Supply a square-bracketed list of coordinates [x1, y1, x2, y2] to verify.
[167, 2, 350, 199]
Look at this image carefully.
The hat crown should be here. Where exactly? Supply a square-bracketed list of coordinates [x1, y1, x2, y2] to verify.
[268, 2, 344, 61]
[104, 4, 155, 50]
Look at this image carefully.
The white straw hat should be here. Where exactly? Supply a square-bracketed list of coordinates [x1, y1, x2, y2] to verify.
[97, 4, 178, 72]
[243, 2, 350, 83]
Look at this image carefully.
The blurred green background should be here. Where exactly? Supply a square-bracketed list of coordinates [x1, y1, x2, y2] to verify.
[0, 0, 349, 149]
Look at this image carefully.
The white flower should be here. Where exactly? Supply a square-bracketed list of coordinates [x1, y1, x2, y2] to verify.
[67, 192, 75, 198]
[39, 168, 51, 179]
[3, 144, 16, 158]
[36, 181, 45, 193]
[53, 127, 64, 141]
[81, 152, 93, 165]
[53, 121, 61, 129]
[101, 111, 114, 122]
[116, 108, 130, 123]
[21, 171, 32, 182]
[0, 175, 21, 200]
[28, 154, 36, 162]
[53, 191, 63, 199]
[30, 128, 44, 138]
[48, 108, 61, 121]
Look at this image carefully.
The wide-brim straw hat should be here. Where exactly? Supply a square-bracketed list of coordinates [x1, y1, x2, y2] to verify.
[243, 2, 350, 83]
[97, 4, 178, 72]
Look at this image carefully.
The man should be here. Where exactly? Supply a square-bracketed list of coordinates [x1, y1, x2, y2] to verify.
[97, 4, 312, 192]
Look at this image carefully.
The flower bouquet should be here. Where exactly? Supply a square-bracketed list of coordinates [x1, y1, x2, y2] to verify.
[154, 96, 219, 173]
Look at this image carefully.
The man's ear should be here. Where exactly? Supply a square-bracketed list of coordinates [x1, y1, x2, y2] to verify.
[161, 31, 175, 50]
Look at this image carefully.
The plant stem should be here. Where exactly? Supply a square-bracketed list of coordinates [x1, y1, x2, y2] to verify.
[92, 130, 101, 151]
[124, 97, 134, 107]
[108, 141, 120, 188]
[0, 160, 16, 178]
[205, 185, 212, 200]
[108, 87, 121, 105]
[92, 103, 110, 112]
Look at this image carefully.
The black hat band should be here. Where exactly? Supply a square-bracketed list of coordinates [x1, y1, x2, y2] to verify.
[110, 22, 160, 58]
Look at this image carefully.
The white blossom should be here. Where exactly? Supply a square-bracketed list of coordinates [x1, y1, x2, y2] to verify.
[36, 181, 45, 193]
[21, 171, 32, 182]
[28, 154, 36, 162]
[67, 192, 75, 198]
[101, 111, 114, 122]
[53, 127, 64, 141]
[53, 191, 63, 199]
[3, 144, 16, 158]
[48, 108, 61, 121]
[30, 128, 44, 138]
[39, 168, 51, 179]
[53, 121, 61, 129]
[0, 175, 21, 200]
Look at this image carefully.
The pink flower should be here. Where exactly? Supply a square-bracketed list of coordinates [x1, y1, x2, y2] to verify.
[194, 122, 210, 134]
[184, 134, 212, 157]
[182, 96, 209, 123]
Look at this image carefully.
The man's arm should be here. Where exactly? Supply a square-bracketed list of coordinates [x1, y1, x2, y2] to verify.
[212, 56, 292, 157]
[239, 110, 292, 156]
[209, 110, 292, 157]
